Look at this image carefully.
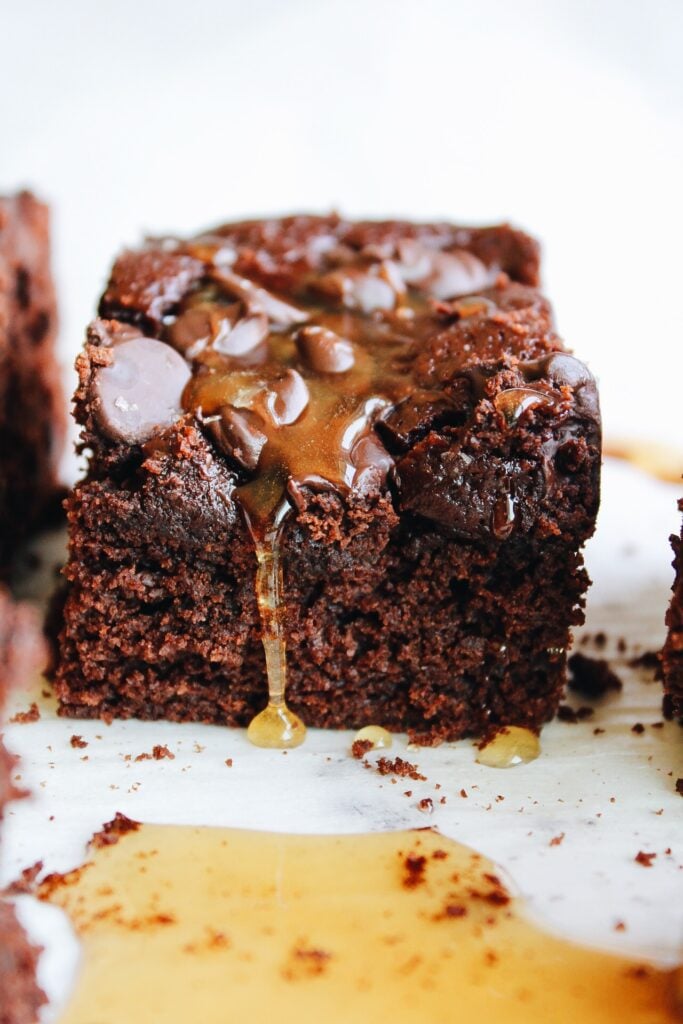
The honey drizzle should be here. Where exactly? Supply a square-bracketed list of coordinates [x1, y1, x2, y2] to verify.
[38, 824, 682, 1023]
[245, 506, 305, 749]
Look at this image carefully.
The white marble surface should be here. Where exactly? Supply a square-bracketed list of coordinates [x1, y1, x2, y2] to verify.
[1, 458, 681, 1019]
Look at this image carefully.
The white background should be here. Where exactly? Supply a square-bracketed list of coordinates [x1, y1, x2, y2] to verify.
[1, 0, 682, 466]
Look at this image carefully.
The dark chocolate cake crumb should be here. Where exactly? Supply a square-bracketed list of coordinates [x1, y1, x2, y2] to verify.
[417, 797, 434, 814]
[351, 738, 373, 759]
[631, 723, 645, 735]
[134, 744, 175, 762]
[375, 756, 426, 781]
[628, 650, 661, 672]
[9, 703, 40, 724]
[90, 812, 141, 849]
[549, 833, 565, 847]
[675, 778, 683, 796]
[634, 851, 656, 867]
[402, 853, 427, 888]
[69, 734, 88, 749]
[568, 653, 623, 699]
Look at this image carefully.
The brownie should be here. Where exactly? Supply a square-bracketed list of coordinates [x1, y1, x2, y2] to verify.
[0, 191, 64, 579]
[662, 498, 683, 720]
[50, 215, 601, 741]
[0, 588, 45, 1023]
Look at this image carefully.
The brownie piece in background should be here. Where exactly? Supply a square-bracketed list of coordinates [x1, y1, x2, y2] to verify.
[662, 498, 683, 720]
[51, 215, 601, 741]
[0, 191, 64, 579]
[0, 587, 45, 1023]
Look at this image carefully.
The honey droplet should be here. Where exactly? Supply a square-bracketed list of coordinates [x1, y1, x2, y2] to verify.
[475, 726, 540, 768]
[352, 725, 393, 750]
[247, 702, 306, 749]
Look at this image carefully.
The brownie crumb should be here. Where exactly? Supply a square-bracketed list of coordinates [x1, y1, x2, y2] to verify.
[225, 758, 233, 767]
[634, 851, 656, 867]
[568, 653, 622, 699]
[617, 638, 627, 653]
[459, 788, 468, 798]
[402, 853, 427, 888]
[676, 778, 683, 796]
[417, 797, 434, 814]
[135, 744, 175, 762]
[593, 727, 606, 735]
[351, 738, 373, 759]
[558, 703, 595, 723]
[70, 734, 88, 749]
[628, 650, 661, 672]
[90, 812, 141, 849]
[594, 631, 607, 648]
[4, 861, 44, 896]
[614, 920, 626, 932]
[10, 702, 40, 724]
[549, 833, 565, 847]
[631, 723, 645, 735]
[376, 756, 426, 781]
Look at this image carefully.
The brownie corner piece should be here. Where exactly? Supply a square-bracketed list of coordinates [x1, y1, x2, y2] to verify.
[662, 498, 683, 720]
[0, 190, 65, 577]
[50, 215, 601, 740]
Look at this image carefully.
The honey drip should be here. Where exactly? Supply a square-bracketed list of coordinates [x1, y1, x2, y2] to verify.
[39, 824, 680, 1023]
[246, 516, 305, 749]
[475, 726, 541, 768]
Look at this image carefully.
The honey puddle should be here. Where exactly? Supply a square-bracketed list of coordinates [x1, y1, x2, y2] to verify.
[39, 823, 680, 1023]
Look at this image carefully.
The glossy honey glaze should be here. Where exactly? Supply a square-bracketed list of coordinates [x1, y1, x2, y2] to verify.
[39, 824, 680, 1023]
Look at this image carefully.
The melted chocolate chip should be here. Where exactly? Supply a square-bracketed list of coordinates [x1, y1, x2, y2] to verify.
[263, 369, 309, 426]
[167, 305, 239, 360]
[294, 325, 355, 374]
[315, 264, 402, 313]
[213, 313, 269, 357]
[92, 336, 191, 444]
[205, 406, 267, 471]
[210, 268, 308, 328]
[350, 433, 394, 492]
[395, 241, 499, 300]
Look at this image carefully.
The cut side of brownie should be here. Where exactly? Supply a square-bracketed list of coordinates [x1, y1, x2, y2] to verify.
[662, 498, 683, 720]
[50, 215, 601, 742]
[0, 191, 64, 579]
[0, 587, 46, 1023]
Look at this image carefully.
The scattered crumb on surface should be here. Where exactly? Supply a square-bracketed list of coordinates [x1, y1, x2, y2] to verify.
[557, 705, 594, 723]
[549, 833, 565, 847]
[9, 703, 40, 724]
[90, 812, 141, 849]
[634, 851, 657, 868]
[225, 758, 233, 767]
[351, 738, 373, 759]
[374, 756, 426, 781]
[631, 723, 645, 735]
[675, 778, 683, 797]
[568, 653, 623, 698]
[70, 735, 88, 749]
[135, 744, 175, 762]
[417, 797, 434, 814]
[628, 650, 660, 672]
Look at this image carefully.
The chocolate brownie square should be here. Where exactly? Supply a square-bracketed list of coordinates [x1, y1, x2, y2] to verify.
[0, 191, 64, 578]
[50, 216, 600, 743]
[662, 498, 683, 720]
[0, 587, 46, 1023]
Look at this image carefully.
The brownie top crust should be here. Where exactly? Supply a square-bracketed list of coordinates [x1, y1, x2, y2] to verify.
[80, 215, 599, 540]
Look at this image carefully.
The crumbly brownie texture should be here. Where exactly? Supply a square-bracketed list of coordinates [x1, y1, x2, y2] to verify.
[0, 588, 45, 1024]
[51, 215, 601, 741]
[662, 499, 683, 720]
[0, 191, 64, 578]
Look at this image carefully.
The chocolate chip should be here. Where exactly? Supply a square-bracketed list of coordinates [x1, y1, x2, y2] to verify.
[210, 268, 308, 329]
[350, 433, 394, 492]
[92, 336, 191, 444]
[395, 241, 498, 300]
[213, 313, 269, 357]
[205, 406, 267, 471]
[315, 265, 401, 313]
[520, 352, 599, 417]
[264, 369, 309, 426]
[294, 325, 355, 374]
[167, 305, 239, 359]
